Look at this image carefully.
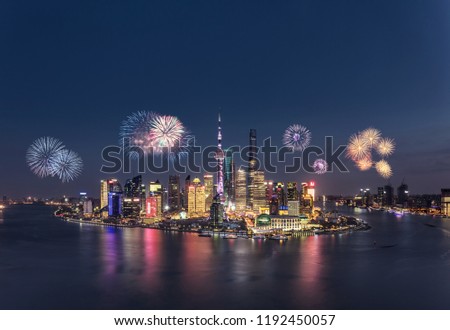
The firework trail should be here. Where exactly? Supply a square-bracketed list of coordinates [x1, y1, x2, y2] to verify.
[283, 124, 311, 151]
[375, 160, 392, 178]
[313, 159, 328, 174]
[376, 137, 395, 157]
[50, 149, 83, 183]
[26, 137, 65, 178]
[346, 133, 370, 160]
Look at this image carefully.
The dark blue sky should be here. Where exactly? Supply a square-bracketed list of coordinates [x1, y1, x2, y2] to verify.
[1, 0, 449, 198]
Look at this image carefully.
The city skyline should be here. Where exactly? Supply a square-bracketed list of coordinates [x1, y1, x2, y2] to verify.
[1, 0, 450, 198]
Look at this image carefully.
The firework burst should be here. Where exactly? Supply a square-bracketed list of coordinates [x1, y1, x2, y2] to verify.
[356, 157, 373, 171]
[26, 137, 65, 178]
[283, 124, 311, 151]
[346, 133, 370, 160]
[50, 149, 83, 183]
[376, 137, 395, 157]
[119, 111, 191, 158]
[375, 160, 392, 178]
[149, 115, 186, 153]
[313, 159, 328, 174]
[361, 128, 381, 147]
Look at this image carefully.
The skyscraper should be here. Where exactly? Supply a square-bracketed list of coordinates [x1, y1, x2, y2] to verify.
[223, 148, 235, 207]
[397, 181, 409, 206]
[215, 114, 224, 198]
[265, 180, 274, 205]
[287, 182, 299, 201]
[123, 175, 145, 218]
[149, 180, 164, 214]
[108, 192, 123, 217]
[235, 168, 247, 211]
[100, 179, 122, 216]
[253, 171, 266, 213]
[204, 174, 214, 211]
[384, 184, 394, 206]
[168, 175, 181, 211]
[187, 177, 206, 218]
[247, 129, 257, 209]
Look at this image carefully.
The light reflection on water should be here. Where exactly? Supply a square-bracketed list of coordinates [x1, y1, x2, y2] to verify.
[0, 205, 449, 309]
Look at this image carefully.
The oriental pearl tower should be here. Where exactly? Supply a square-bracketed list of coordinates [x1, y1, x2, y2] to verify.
[215, 113, 224, 200]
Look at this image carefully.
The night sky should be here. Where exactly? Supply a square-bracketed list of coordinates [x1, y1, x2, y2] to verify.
[1, 0, 449, 198]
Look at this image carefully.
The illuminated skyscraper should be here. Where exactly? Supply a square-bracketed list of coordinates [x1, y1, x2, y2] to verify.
[247, 129, 257, 209]
[204, 174, 214, 211]
[123, 175, 145, 217]
[210, 194, 225, 226]
[108, 192, 123, 217]
[100, 179, 122, 216]
[149, 180, 164, 214]
[223, 148, 235, 207]
[253, 171, 266, 213]
[168, 175, 181, 211]
[215, 114, 224, 198]
[235, 168, 247, 211]
[287, 182, 299, 201]
[275, 182, 286, 207]
[265, 180, 274, 205]
[187, 178, 206, 218]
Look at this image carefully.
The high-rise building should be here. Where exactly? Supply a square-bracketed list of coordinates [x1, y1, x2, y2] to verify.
[168, 175, 181, 211]
[146, 196, 161, 218]
[253, 171, 266, 213]
[397, 181, 409, 206]
[247, 129, 257, 209]
[377, 187, 385, 205]
[100, 178, 122, 210]
[265, 180, 274, 205]
[83, 200, 93, 215]
[149, 180, 164, 214]
[123, 175, 145, 217]
[287, 182, 299, 201]
[223, 148, 235, 207]
[108, 192, 123, 217]
[100, 179, 122, 217]
[307, 181, 316, 202]
[204, 174, 214, 211]
[384, 184, 394, 206]
[274, 182, 286, 207]
[184, 175, 191, 211]
[235, 168, 247, 211]
[210, 194, 225, 226]
[187, 178, 206, 218]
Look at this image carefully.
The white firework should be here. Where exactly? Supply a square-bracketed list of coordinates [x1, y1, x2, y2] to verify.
[283, 124, 311, 151]
[346, 133, 370, 160]
[313, 159, 328, 174]
[50, 149, 83, 182]
[375, 160, 392, 178]
[361, 128, 381, 147]
[376, 137, 395, 157]
[26, 137, 65, 178]
[148, 115, 186, 153]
